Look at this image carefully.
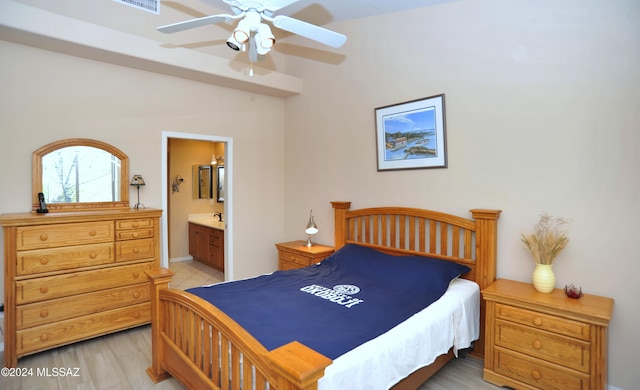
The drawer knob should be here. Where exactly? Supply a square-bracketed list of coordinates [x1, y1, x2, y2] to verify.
[133, 222, 139, 227]
[532, 340, 542, 349]
[533, 317, 543, 326]
[133, 248, 140, 254]
[133, 292, 140, 299]
[133, 312, 141, 319]
[89, 252, 97, 259]
[40, 257, 49, 265]
[133, 272, 140, 278]
[89, 229, 97, 236]
[39, 234, 48, 241]
[531, 370, 542, 380]
[132, 232, 139, 238]
[40, 334, 49, 342]
[40, 309, 49, 318]
[40, 286, 49, 294]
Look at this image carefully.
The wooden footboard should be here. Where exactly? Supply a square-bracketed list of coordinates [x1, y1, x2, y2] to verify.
[146, 268, 332, 390]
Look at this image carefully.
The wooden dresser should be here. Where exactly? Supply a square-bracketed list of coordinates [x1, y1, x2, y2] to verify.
[482, 279, 613, 390]
[1, 208, 162, 367]
[275, 240, 334, 270]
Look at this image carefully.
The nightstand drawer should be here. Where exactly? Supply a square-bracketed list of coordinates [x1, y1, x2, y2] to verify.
[496, 303, 590, 341]
[116, 228, 153, 241]
[17, 242, 114, 275]
[495, 318, 590, 373]
[493, 346, 590, 390]
[279, 252, 312, 267]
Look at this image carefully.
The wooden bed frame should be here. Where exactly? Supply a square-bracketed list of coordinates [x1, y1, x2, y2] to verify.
[146, 201, 501, 390]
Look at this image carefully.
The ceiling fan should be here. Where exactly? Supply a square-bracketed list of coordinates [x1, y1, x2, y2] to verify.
[157, 0, 347, 64]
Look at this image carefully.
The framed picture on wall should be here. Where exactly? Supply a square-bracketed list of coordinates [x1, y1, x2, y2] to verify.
[375, 94, 447, 171]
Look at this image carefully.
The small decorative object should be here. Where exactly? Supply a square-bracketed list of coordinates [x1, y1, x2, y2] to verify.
[564, 284, 583, 299]
[521, 212, 570, 293]
[130, 174, 146, 209]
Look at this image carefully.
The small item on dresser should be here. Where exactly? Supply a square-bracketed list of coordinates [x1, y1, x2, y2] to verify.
[564, 284, 583, 299]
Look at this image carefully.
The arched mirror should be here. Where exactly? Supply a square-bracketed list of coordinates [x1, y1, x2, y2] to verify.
[32, 138, 129, 212]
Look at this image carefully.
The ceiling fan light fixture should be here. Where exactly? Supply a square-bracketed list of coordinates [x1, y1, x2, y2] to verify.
[232, 18, 251, 44]
[226, 34, 242, 51]
[256, 23, 275, 50]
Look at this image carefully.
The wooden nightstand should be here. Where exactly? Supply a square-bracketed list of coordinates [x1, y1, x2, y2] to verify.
[482, 279, 613, 390]
[275, 240, 335, 270]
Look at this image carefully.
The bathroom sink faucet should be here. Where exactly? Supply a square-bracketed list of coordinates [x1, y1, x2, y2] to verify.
[213, 212, 223, 222]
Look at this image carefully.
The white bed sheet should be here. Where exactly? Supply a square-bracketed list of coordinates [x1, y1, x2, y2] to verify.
[318, 278, 480, 390]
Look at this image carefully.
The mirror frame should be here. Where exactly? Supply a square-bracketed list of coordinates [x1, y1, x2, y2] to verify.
[32, 138, 130, 212]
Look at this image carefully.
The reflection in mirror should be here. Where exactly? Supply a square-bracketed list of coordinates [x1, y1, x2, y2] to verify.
[193, 165, 213, 199]
[42, 146, 122, 203]
[217, 165, 224, 203]
[33, 139, 129, 212]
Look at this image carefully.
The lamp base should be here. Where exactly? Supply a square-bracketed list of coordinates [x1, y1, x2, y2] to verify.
[133, 203, 145, 210]
[306, 236, 313, 247]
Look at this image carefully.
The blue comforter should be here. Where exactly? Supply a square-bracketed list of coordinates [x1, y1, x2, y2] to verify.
[187, 244, 470, 359]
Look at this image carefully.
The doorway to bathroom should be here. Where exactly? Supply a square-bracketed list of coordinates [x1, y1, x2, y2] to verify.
[161, 131, 234, 280]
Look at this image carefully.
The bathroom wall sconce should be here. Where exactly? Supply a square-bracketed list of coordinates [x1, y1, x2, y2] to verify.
[305, 209, 318, 247]
[172, 175, 184, 193]
[130, 174, 145, 209]
[211, 154, 224, 166]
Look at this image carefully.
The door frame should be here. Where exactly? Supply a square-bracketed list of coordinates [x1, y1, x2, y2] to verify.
[161, 131, 234, 280]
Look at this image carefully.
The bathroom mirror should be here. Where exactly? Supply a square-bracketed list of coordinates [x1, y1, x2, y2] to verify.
[217, 165, 224, 203]
[193, 164, 213, 199]
[33, 138, 129, 212]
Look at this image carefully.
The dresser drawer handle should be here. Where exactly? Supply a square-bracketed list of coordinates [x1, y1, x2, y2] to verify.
[132, 222, 139, 228]
[40, 286, 49, 294]
[533, 317, 543, 326]
[40, 334, 49, 342]
[532, 340, 542, 349]
[40, 310, 49, 318]
[133, 248, 140, 254]
[133, 292, 140, 299]
[89, 252, 97, 259]
[40, 257, 49, 265]
[531, 370, 542, 380]
[132, 232, 139, 238]
[133, 272, 140, 278]
[133, 312, 141, 319]
[39, 234, 48, 241]
[89, 229, 97, 236]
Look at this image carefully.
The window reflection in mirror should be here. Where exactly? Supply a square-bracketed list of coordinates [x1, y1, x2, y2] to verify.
[42, 146, 122, 203]
[33, 138, 129, 212]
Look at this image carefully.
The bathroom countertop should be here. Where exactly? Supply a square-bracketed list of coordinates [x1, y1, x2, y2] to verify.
[188, 214, 225, 230]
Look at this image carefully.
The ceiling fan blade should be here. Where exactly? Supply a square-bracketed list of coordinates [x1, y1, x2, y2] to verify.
[272, 15, 346, 48]
[157, 14, 235, 34]
[223, 0, 300, 12]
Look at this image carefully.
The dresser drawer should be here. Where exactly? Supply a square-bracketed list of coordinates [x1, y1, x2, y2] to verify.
[16, 262, 154, 304]
[278, 252, 312, 267]
[116, 228, 153, 241]
[16, 221, 114, 250]
[116, 218, 154, 230]
[16, 303, 150, 356]
[16, 283, 150, 329]
[493, 346, 590, 390]
[496, 303, 590, 341]
[115, 238, 155, 262]
[495, 319, 590, 373]
[16, 243, 114, 276]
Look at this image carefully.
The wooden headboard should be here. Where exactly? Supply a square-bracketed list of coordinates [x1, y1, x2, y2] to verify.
[331, 201, 501, 358]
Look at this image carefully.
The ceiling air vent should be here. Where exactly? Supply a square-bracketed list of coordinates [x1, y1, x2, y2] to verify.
[113, 0, 159, 15]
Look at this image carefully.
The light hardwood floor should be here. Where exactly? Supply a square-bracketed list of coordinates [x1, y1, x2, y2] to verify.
[0, 260, 500, 390]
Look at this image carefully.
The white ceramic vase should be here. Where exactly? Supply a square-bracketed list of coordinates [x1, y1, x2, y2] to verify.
[532, 263, 555, 293]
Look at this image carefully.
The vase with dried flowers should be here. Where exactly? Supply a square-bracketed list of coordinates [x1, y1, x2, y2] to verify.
[521, 212, 570, 293]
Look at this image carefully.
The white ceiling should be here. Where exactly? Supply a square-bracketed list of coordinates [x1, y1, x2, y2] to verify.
[10, 0, 453, 59]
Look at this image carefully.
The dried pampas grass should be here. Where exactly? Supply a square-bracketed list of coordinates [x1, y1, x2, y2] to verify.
[521, 212, 570, 265]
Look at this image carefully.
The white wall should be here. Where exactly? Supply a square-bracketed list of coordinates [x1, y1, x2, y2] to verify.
[282, 1, 639, 389]
[0, 40, 287, 287]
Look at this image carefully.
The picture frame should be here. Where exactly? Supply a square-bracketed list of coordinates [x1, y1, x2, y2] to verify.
[375, 94, 447, 171]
